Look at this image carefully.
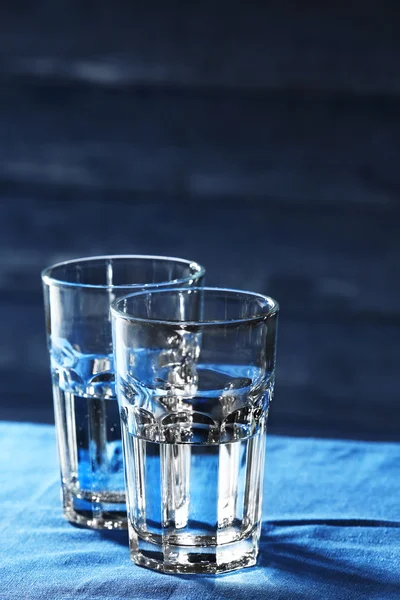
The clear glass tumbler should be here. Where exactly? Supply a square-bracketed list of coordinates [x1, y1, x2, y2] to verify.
[111, 287, 279, 573]
[42, 256, 205, 529]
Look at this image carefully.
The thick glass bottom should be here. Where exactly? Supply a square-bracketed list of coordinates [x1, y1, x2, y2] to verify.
[63, 486, 127, 530]
[128, 526, 260, 574]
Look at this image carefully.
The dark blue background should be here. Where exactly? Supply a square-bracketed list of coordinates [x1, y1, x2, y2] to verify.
[0, 1, 399, 440]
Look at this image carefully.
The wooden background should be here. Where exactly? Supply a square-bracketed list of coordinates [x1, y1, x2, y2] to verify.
[0, 2, 399, 439]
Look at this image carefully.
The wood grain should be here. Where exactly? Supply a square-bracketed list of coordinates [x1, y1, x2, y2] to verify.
[1, 81, 400, 207]
[0, 198, 398, 322]
[1, 299, 397, 438]
[1, 2, 400, 95]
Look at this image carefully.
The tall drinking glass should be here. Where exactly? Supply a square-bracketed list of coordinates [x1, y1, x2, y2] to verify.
[42, 256, 205, 529]
[111, 287, 278, 573]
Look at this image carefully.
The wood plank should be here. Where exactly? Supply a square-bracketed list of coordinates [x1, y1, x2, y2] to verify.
[1, 2, 400, 95]
[1, 81, 400, 207]
[0, 198, 398, 321]
[271, 319, 399, 439]
[1, 301, 397, 438]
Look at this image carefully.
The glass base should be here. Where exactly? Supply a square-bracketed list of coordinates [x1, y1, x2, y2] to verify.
[129, 528, 260, 574]
[63, 487, 127, 530]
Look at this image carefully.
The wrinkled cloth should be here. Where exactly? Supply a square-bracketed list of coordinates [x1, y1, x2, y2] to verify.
[0, 422, 399, 599]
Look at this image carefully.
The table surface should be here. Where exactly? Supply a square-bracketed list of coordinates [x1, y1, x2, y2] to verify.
[1, 422, 399, 600]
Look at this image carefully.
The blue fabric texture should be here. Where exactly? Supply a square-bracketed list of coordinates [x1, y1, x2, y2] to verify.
[0, 422, 399, 599]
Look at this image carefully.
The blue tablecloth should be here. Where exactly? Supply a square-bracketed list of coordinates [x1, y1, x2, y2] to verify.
[1, 422, 399, 599]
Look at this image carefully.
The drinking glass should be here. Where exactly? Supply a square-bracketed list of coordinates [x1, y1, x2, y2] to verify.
[111, 287, 278, 573]
[42, 255, 205, 529]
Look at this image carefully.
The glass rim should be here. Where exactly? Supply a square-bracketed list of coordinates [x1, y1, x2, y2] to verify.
[111, 286, 279, 327]
[41, 254, 205, 290]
